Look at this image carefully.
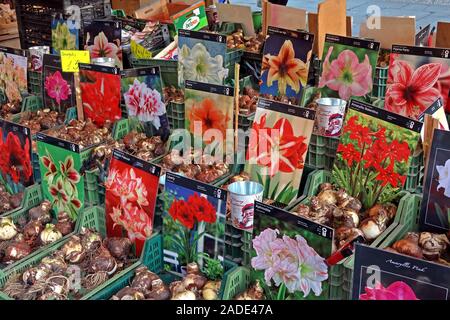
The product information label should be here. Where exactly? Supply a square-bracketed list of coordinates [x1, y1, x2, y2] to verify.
[60, 50, 90, 73]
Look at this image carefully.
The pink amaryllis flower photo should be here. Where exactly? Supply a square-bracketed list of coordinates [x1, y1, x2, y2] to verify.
[359, 281, 419, 300]
[85, 31, 122, 68]
[251, 228, 328, 298]
[44, 70, 72, 108]
[319, 47, 373, 100]
[385, 60, 442, 119]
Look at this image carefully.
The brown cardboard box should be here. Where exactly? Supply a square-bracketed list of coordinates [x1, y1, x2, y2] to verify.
[111, 0, 154, 16]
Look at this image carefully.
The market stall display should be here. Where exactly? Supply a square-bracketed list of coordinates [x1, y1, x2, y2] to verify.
[0, 0, 449, 302]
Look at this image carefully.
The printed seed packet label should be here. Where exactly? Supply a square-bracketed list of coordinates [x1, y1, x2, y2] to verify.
[121, 67, 170, 139]
[386, 45, 450, 117]
[51, 18, 79, 54]
[0, 119, 34, 192]
[352, 244, 450, 300]
[83, 20, 123, 69]
[417, 98, 449, 140]
[184, 79, 234, 147]
[319, 34, 380, 102]
[60, 50, 90, 73]
[36, 132, 84, 221]
[333, 99, 422, 210]
[177, 29, 228, 87]
[420, 129, 450, 233]
[162, 171, 227, 274]
[106, 149, 161, 256]
[43, 54, 76, 113]
[0, 46, 28, 104]
[245, 98, 315, 205]
[260, 27, 314, 105]
[252, 201, 334, 300]
[79, 63, 121, 127]
[171, 1, 208, 32]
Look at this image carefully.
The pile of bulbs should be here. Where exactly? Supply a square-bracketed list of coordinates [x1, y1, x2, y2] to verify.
[0, 185, 22, 214]
[293, 183, 397, 249]
[0, 201, 74, 265]
[239, 87, 258, 115]
[388, 232, 450, 266]
[111, 263, 221, 300]
[161, 149, 229, 183]
[1, 229, 134, 300]
[226, 29, 265, 53]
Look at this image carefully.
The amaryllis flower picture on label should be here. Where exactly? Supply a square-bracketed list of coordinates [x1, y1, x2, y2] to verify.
[385, 45, 450, 118]
[121, 67, 170, 139]
[51, 18, 79, 54]
[0, 120, 33, 193]
[184, 80, 234, 147]
[0, 46, 27, 104]
[83, 20, 122, 69]
[332, 100, 422, 210]
[420, 129, 450, 233]
[252, 201, 333, 300]
[79, 63, 122, 127]
[245, 98, 316, 205]
[352, 244, 450, 300]
[162, 172, 227, 274]
[178, 29, 228, 87]
[319, 34, 380, 102]
[105, 149, 161, 256]
[42, 54, 76, 113]
[36, 133, 85, 221]
[260, 27, 314, 105]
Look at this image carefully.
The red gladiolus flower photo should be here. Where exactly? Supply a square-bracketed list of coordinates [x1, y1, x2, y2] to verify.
[333, 106, 420, 209]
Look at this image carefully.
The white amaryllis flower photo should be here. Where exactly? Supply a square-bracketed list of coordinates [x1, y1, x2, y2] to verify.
[436, 159, 450, 198]
[179, 43, 228, 85]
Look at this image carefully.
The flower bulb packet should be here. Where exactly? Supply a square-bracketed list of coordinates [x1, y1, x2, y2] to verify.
[332, 99, 423, 209]
[352, 244, 450, 300]
[36, 132, 86, 221]
[42, 54, 76, 113]
[385, 45, 450, 118]
[260, 26, 314, 105]
[121, 67, 170, 140]
[417, 98, 449, 140]
[184, 79, 234, 148]
[83, 20, 123, 69]
[245, 98, 316, 205]
[0, 119, 34, 191]
[252, 201, 334, 300]
[105, 149, 161, 256]
[79, 63, 122, 127]
[420, 129, 450, 233]
[177, 29, 228, 87]
[319, 34, 380, 102]
[51, 18, 79, 54]
[0, 46, 27, 104]
[162, 172, 227, 274]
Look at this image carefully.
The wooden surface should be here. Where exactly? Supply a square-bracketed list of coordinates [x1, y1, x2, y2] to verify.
[436, 21, 450, 48]
[359, 16, 416, 49]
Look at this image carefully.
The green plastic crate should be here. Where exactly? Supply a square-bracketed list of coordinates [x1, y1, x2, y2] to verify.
[0, 184, 42, 219]
[305, 134, 339, 170]
[27, 71, 42, 97]
[252, 11, 262, 32]
[404, 151, 424, 193]
[288, 169, 412, 300]
[167, 101, 185, 130]
[219, 266, 251, 300]
[225, 49, 243, 82]
[0, 205, 106, 297]
[129, 57, 178, 88]
[372, 67, 388, 99]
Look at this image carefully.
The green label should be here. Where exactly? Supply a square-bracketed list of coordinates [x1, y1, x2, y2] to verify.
[173, 3, 208, 32]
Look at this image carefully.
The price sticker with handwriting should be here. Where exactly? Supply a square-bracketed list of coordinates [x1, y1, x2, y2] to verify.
[61, 50, 91, 73]
[131, 40, 152, 59]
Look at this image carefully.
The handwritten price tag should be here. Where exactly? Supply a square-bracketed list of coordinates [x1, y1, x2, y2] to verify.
[61, 50, 91, 73]
[131, 40, 152, 59]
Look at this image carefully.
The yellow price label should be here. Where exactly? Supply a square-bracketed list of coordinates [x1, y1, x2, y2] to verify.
[60, 50, 91, 73]
[131, 40, 152, 59]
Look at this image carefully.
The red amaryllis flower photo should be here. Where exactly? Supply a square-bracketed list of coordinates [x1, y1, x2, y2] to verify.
[81, 70, 121, 127]
[385, 60, 442, 119]
[0, 128, 33, 186]
[168, 193, 218, 230]
[169, 199, 196, 230]
[248, 114, 308, 176]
